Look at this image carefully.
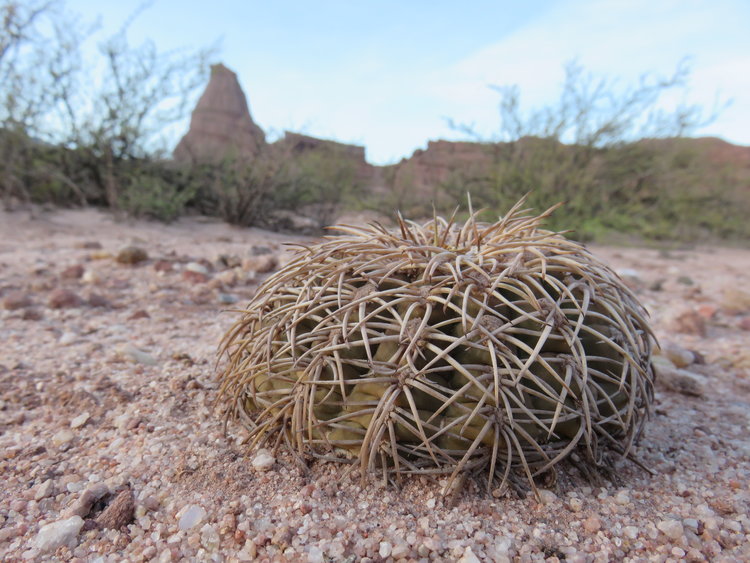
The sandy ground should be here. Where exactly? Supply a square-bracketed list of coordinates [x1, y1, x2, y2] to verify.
[0, 207, 749, 562]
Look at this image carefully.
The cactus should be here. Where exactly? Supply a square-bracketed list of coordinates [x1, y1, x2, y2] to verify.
[218, 199, 655, 496]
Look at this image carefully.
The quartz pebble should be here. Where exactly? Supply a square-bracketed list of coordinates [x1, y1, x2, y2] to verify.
[70, 412, 90, 429]
[537, 489, 557, 505]
[379, 541, 392, 558]
[459, 546, 481, 563]
[200, 524, 220, 551]
[64, 489, 97, 518]
[117, 344, 158, 366]
[34, 479, 56, 500]
[655, 361, 706, 396]
[251, 449, 275, 471]
[52, 429, 75, 447]
[657, 519, 684, 540]
[35, 516, 84, 551]
[179, 505, 207, 530]
[614, 490, 630, 505]
[185, 262, 210, 275]
[660, 342, 695, 367]
[568, 497, 583, 511]
[59, 331, 78, 345]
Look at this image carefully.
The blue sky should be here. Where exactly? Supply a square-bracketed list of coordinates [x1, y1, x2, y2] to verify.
[66, 0, 750, 164]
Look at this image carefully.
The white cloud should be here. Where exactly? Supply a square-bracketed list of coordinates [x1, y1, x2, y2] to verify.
[418, 0, 750, 147]
[236, 0, 750, 164]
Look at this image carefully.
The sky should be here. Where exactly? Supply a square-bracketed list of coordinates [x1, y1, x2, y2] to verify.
[66, 0, 750, 165]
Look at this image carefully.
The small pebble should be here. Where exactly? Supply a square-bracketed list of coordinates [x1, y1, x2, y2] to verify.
[59, 331, 78, 345]
[458, 546, 481, 563]
[70, 412, 90, 429]
[35, 516, 84, 552]
[82, 270, 100, 284]
[251, 449, 275, 471]
[614, 490, 630, 505]
[60, 264, 85, 280]
[379, 541, 392, 558]
[143, 495, 160, 511]
[116, 247, 148, 265]
[117, 344, 158, 366]
[87, 482, 110, 499]
[2, 291, 33, 310]
[568, 497, 583, 512]
[64, 489, 96, 518]
[48, 289, 83, 309]
[656, 519, 684, 541]
[179, 505, 207, 530]
[34, 479, 56, 500]
[537, 489, 558, 505]
[583, 516, 601, 533]
[52, 429, 75, 447]
[185, 262, 210, 275]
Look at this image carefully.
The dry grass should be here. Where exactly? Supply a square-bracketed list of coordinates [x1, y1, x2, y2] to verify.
[218, 198, 656, 498]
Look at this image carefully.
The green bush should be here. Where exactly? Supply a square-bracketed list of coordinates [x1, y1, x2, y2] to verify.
[117, 165, 197, 222]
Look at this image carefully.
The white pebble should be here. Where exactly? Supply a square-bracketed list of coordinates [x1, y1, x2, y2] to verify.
[82, 270, 100, 284]
[59, 332, 78, 346]
[70, 412, 90, 429]
[568, 497, 583, 512]
[35, 516, 84, 551]
[86, 482, 110, 500]
[52, 429, 74, 447]
[379, 541, 392, 558]
[113, 413, 131, 431]
[200, 524, 220, 551]
[537, 489, 558, 505]
[118, 344, 158, 366]
[682, 518, 699, 532]
[307, 545, 324, 563]
[623, 525, 639, 539]
[657, 519, 684, 541]
[66, 481, 85, 493]
[488, 535, 514, 561]
[34, 479, 56, 500]
[615, 490, 631, 505]
[185, 262, 209, 275]
[251, 449, 275, 471]
[458, 546, 481, 563]
[179, 505, 207, 530]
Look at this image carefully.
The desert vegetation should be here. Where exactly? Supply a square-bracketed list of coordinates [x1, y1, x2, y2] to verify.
[1, 0, 748, 243]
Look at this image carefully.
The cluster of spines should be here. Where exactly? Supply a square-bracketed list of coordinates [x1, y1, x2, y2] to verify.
[218, 200, 655, 496]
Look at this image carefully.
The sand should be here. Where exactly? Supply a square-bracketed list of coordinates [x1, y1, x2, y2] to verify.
[1, 207, 749, 562]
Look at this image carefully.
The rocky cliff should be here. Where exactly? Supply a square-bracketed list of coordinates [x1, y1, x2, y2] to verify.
[174, 64, 266, 162]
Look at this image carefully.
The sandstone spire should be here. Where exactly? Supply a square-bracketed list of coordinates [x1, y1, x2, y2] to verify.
[174, 63, 266, 162]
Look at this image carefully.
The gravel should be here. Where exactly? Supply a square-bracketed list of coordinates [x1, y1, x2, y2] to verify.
[1, 207, 749, 561]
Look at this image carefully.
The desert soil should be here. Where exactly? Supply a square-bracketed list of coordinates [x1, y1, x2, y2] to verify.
[1, 207, 749, 562]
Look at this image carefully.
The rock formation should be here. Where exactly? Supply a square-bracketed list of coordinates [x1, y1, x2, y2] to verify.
[387, 140, 496, 195]
[271, 132, 375, 184]
[174, 64, 266, 162]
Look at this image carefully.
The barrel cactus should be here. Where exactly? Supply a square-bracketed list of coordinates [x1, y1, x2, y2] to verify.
[218, 199, 655, 496]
